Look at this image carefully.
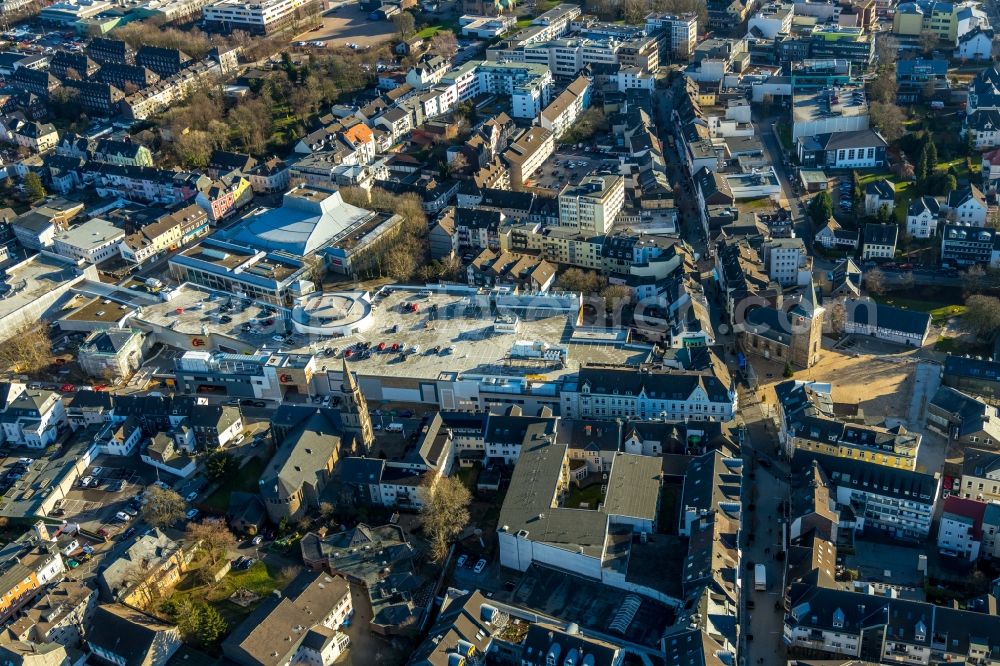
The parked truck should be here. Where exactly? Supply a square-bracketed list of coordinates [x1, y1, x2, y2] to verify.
[754, 563, 766, 591]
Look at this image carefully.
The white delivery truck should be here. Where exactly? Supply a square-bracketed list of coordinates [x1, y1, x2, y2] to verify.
[754, 563, 766, 591]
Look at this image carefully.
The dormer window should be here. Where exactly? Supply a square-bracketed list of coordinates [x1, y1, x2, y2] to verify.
[832, 608, 845, 629]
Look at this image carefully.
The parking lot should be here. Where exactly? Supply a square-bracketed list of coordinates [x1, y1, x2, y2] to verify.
[835, 176, 855, 214]
[527, 150, 621, 191]
[290, 2, 397, 49]
[53, 458, 154, 537]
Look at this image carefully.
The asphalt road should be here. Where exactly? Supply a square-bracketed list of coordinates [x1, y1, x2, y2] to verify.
[759, 119, 813, 248]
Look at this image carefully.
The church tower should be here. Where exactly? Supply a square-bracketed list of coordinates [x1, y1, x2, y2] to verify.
[340, 358, 374, 453]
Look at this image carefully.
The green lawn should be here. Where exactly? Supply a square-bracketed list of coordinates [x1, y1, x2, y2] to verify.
[171, 560, 293, 626]
[565, 483, 604, 509]
[202, 457, 266, 513]
[872, 296, 966, 324]
[515, 17, 533, 28]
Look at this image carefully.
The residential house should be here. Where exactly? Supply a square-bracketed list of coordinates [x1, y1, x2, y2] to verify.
[141, 430, 196, 479]
[937, 495, 986, 559]
[188, 404, 242, 448]
[94, 417, 144, 457]
[206, 150, 257, 179]
[85, 604, 181, 666]
[965, 108, 1000, 150]
[843, 298, 932, 346]
[814, 219, 859, 250]
[906, 195, 941, 238]
[960, 447, 1000, 503]
[945, 184, 988, 226]
[861, 223, 897, 260]
[467, 249, 556, 292]
[981, 502, 1000, 559]
[0, 389, 67, 448]
[864, 178, 895, 216]
[955, 25, 994, 60]
[195, 173, 253, 224]
[10, 121, 58, 153]
[246, 157, 290, 194]
[926, 386, 1000, 445]
[783, 584, 1000, 661]
[407, 589, 506, 666]
[428, 207, 457, 260]
[4, 578, 97, 648]
[93, 139, 154, 168]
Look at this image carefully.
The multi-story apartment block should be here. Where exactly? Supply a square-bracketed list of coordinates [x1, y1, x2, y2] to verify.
[937, 496, 986, 560]
[792, 452, 939, 539]
[11, 68, 59, 96]
[557, 174, 625, 235]
[135, 46, 192, 78]
[0, 388, 68, 448]
[95, 63, 160, 90]
[539, 74, 590, 138]
[87, 37, 134, 65]
[49, 51, 100, 79]
[502, 126, 554, 190]
[939, 224, 1000, 268]
[645, 13, 698, 59]
[6, 578, 97, 648]
[776, 380, 921, 469]
[62, 80, 125, 116]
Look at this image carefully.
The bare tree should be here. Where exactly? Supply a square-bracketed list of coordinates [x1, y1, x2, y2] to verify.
[185, 520, 237, 567]
[865, 267, 886, 296]
[448, 152, 470, 177]
[420, 476, 471, 561]
[868, 102, 906, 142]
[0, 323, 53, 375]
[392, 11, 416, 40]
[429, 31, 459, 57]
[919, 30, 938, 55]
[142, 486, 186, 529]
[825, 299, 846, 335]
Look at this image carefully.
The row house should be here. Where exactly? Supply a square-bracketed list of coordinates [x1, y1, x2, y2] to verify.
[119, 203, 208, 264]
[561, 359, 737, 422]
[83, 162, 210, 205]
[784, 583, 1000, 663]
[194, 173, 253, 224]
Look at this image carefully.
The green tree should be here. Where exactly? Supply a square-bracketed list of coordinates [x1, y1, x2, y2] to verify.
[917, 144, 930, 183]
[23, 172, 46, 202]
[782, 362, 794, 378]
[808, 190, 833, 225]
[876, 205, 892, 224]
[205, 451, 235, 480]
[177, 600, 227, 646]
[925, 135, 938, 172]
